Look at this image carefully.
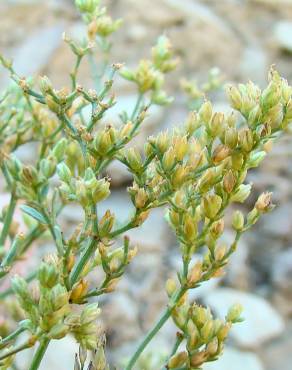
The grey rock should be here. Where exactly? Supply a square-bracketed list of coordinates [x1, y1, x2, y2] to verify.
[106, 160, 133, 187]
[16, 335, 78, 370]
[204, 288, 285, 348]
[262, 203, 292, 238]
[163, 0, 236, 39]
[272, 248, 292, 289]
[205, 347, 264, 370]
[103, 292, 141, 347]
[11, 24, 64, 77]
[274, 21, 292, 52]
[240, 46, 267, 84]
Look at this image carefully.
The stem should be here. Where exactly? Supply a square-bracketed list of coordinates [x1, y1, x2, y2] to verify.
[29, 338, 50, 370]
[0, 235, 22, 278]
[125, 288, 186, 370]
[0, 193, 16, 246]
[71, 55, 82, 90]
[69, 205, 98, 287]
[131, 93, 143, 120]
[0, 327, 25, 349]
[170, 334, 183, 358]
[0, 340, 31, 361]
[69, 238, 97, 287]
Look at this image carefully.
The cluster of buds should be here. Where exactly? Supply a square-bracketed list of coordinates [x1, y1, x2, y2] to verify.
[227, 67, 292, 130]
[168, 300, 243, 369]
[74, 340, 109, 370]
[58, 165, 110, 208]
[12, 256, 71, 339]
[120, 35, 178, 105]
[66, 303, 101, 350]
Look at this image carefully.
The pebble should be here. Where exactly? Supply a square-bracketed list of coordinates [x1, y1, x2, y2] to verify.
[204, 288, 285, 348]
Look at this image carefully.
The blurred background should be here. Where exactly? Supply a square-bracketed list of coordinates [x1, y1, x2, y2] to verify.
[0, 0, 292, 369]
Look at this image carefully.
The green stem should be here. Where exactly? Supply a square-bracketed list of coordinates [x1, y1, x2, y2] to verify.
[125, 288, 186, 370]
[29, 338, 50, 370]
[69, 205, 98, 287]
[0, 327, 25, 349]
[0, 340, 31, 361]
[0, 193, 16, 246]
[131, 93, 143, 120]
[69, 238, 97, 287]
[170, 334, 183, 358]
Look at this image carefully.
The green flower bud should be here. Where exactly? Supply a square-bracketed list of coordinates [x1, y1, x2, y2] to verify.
[12, 275, 30, 299]
[226, 303, 243, 323]
[39, 75, 53, 94]
[247, 150, 266, 169]
[76, 180, 89, 207]
[199, 101, 213, 124]
[246, 208, 260, 226]
[186, 320, 199, 350]
[183, 214, 198, 242]
[168, 351, 188, 369]
[40, 157, 57, 179]
[48, 323, 70, 339]
[267, 103, 284, 129]
[50, 284, 69, 311]
[93, 130, 113, 155]
[232, 210, 244, 231]
[52, 138, 67, 162]
[239, 128, 253, 152]
[173, 135, 188, 161]
[5, 156, 23, 181]
[92, 179, 110, 203]
[75, 0, 100, 13]
[261, 81, 281, 109]
[231, 152, 244, 171]
[57, 162, 72, 184]
[80, 303, 101, 325]
[92, 16, 122, 37]
[209, 112, 224, 137]
[93, 346, 107, 370]
[247, 104, 262, 127]
[206, 337, 219, 356]
[124, 148, 143, 172]
[162, 147, 176, 172]
[225, 127, 238, 149]
[165, 278, 177, 297]
[99, 210, 115, 237]
[21, 165, 39, 186]
[200, 320, 214, 343]
[231, 184, 251, 203]
[202, 194, 222, 219]
[226, 85, 242, 110]
[38, 262, 59, 288]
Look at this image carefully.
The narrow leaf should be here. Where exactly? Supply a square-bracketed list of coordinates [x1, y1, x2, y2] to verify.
[20, 205, 48, 225]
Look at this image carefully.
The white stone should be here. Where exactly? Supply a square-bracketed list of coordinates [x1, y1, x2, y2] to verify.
[204, 347, 264, 370]
[204, 288, 285, 348]
[16, 336, 78, 370]
[274, 21, 292, 52]
[12, 25, 64, 77]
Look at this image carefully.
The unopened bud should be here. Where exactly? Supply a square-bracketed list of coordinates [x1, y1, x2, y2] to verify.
[202, 194, 222, 219]
[168, 351, 188, 369]
[232, 210, 244, 231]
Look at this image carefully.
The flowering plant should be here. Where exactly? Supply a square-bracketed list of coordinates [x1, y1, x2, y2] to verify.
[0, 1, 291, 369]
